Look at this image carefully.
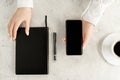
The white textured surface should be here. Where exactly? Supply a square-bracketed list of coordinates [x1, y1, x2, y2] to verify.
[1, 0, 120, 80]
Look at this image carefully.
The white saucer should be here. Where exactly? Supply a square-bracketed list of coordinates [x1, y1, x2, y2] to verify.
[102, 32, 120, 66]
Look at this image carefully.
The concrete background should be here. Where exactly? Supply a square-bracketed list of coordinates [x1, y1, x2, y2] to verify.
[0, 0, 120, 80]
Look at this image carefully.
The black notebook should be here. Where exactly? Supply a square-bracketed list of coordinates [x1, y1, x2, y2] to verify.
[16, 16, 49, 75]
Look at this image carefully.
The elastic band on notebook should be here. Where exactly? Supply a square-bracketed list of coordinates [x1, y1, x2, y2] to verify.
[45, 15, 47, 28]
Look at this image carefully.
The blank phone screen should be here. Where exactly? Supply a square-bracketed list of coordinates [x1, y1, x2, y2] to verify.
[66, 20, 82, 55]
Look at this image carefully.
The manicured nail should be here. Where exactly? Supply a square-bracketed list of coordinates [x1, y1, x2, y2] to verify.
[83, 47, 85, 50]
[10, 37, 12, 41]
[9, 35, 12, 40]
[26, 32, 29, 36]
[13, 37, 15, 41]
[82, 45, 85, 50]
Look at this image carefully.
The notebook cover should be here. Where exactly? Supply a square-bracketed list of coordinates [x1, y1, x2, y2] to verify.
[16, 27, 49, 75]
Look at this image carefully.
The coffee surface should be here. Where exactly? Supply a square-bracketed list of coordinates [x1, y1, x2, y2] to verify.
[114, 41, 120, 57]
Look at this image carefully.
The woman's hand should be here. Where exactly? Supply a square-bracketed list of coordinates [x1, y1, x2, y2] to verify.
[82, 20, 94, 49]
[8, 7, 32, 40]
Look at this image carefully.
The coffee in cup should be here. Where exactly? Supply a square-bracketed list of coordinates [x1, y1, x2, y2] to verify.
[113, 41, 120, 57]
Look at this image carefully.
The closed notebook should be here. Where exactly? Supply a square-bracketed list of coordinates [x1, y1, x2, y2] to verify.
[16, 16, 49, 75]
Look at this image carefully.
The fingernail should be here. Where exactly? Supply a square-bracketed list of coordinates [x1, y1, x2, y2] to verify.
[83, 47, 85, 50]
[82, 45, 85, 50]
[13, 37, 15, 41]
[10, 37, 12, 41]
[9, 35, 12, 40]
[26, 32, 29, 36]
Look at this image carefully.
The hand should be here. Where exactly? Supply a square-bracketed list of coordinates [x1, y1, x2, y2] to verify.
[63, 20, 94, 49]
[8, 7, 32, 40]
[82, 20, 94, 49]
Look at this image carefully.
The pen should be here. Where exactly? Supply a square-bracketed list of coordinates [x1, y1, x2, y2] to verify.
[53, 32, 57, 61]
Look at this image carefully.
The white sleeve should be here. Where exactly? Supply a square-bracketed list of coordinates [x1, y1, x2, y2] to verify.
[17, 0, 33, 8]
[82, 0, 113, 26]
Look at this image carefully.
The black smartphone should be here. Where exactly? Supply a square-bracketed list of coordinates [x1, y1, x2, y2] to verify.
[66, 20, 82, 55]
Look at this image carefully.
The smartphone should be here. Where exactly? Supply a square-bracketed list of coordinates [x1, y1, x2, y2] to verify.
[66, 20, 82, 55]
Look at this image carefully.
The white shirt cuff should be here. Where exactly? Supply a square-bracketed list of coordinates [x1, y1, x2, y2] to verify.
[17, 0, 33, 8]
[82, 0, 113, 26]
